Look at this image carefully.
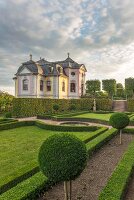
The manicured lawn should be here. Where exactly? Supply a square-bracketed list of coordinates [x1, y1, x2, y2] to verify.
[0, 126, 97, 188]
[73, 113, 112, 121]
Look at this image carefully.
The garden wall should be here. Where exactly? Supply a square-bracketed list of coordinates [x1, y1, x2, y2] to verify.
[13, 98, 112, 117]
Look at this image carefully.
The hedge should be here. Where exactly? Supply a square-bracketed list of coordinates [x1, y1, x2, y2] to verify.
[35, 121, 99, 132]
[0, 119, 18, 125]
[0, 121, 35, 131]
[0, 128, 116, 200]
[127, 99, 134, 112]
[12, 98, 112, 117]
[0, 126, 107, 195]
[99, 134, 134, 200]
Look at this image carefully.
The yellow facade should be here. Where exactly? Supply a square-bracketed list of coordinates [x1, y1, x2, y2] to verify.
[59, 75, 68, 99]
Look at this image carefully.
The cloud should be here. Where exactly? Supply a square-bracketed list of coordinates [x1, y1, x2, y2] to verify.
[0, 0, 134, 95]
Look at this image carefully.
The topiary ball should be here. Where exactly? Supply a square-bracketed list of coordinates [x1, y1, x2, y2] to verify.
[38, 134, 88, 183]
[109, 112, 130, 130]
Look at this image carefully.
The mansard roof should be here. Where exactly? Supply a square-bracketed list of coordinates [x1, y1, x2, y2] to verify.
[16, 60, 38, 75]
[16, 54, 86, 76]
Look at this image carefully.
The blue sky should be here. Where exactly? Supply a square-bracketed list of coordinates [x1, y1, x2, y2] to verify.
[0, 0, 134, 94]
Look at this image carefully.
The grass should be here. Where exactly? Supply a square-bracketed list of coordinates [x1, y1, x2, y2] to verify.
[72, 113, 112, 121]
[0, 125, 101, 188]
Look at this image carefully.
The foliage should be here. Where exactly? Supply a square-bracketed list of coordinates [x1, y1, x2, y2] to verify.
[69, 104, 76, 111]
[109, 112, 130, 130]
[38, 134, 88, 183]
[4, 112, 12, 118]
[125, 77, 134, 98]
[53, 104, 59, 112]
[0, 92, 14, 113]
[127, 99, 134, 112]
[0, 127, 116, 200]
[86, 80, 101, 96]
[13, 98, 112, 117]
[99, 136, 134, 200]
[102, 79, 116, 98]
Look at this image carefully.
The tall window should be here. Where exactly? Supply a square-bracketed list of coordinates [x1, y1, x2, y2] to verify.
[70, 82, 76, 92]
[40, 80, 44, 91]
[62, 81, 65, 92]
[23, 79, 28, 91]
[47, 80, 51, 91]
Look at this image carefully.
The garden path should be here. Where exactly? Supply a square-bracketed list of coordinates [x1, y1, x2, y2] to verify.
[38, 134, 134, 200]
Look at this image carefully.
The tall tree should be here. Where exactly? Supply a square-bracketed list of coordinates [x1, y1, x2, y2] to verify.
[86, 80, 101, 97]
[102, 79, 116, 98]
[116, 83, 124, 97]
[125, 77, 134, 98]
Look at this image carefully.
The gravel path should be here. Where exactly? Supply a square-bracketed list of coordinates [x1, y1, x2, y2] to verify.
[38, 134, 134, 200]
[124, 173, 134, 200]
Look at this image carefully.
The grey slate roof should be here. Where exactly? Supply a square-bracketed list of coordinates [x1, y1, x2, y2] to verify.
[16, 55, 86, 76]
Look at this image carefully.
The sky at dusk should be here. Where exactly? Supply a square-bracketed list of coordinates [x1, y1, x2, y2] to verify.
[0, 0, 134, 95]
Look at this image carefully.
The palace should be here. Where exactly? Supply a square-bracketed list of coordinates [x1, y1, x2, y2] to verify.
[13, 53, 87, 99]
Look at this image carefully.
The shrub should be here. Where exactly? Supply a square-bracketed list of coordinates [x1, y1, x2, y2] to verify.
[38, 134, 88, 183]
[69, 104, 76, 111]
[4, 112, 12, 118]
[109, 112, 129, 144]
[53, 104, 59, 112]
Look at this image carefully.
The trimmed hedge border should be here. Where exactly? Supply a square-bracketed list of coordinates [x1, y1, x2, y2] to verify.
[0, 121, 35, 131]
[53, 117, 110, 125]
[0, 128, 117, 200]
[0, 124, 107, 195]
[13, 98, 112, 117]
[99, 131, 134, 200]
[35, 121, 99, 132]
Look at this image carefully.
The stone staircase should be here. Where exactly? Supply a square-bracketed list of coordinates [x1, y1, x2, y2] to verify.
[112, 100, 127, 112]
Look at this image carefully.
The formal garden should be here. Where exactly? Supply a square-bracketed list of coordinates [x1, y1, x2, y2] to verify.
[1, 79, 134, 200]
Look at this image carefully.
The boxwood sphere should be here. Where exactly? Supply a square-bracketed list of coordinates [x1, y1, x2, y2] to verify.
[109, 112, 129, 129]
[38, 134, 88, 183]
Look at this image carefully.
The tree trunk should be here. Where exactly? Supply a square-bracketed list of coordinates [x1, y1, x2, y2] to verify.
[69, 180, 72, 200]
[120, 129, 122, 145]
[64, 181, 68, 200]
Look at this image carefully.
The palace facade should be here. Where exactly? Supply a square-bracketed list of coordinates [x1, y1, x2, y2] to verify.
[13, 54, 87, 99]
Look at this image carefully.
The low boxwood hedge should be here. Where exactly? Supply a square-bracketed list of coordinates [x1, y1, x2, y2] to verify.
[35, 121, 99, 132]
[0, 128, 117, 200]
[0, 121, 35, 131]
[99, 132, 134, 200]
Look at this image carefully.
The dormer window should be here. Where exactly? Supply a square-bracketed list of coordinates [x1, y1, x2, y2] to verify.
[40, 80, 44, 91]
[71, 72, 75, 76]
[23, 79, 28, 91]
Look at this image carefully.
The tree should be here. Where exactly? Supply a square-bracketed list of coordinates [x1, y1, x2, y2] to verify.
[125, 77, 134, 98]
[86, 80, 101, 97]
[109, 113, 129, 144]
[102, 79, 116, 98]
[116, 83, 124, 97]
[38, 134, 88, 200]
[0, 91, 14, 113]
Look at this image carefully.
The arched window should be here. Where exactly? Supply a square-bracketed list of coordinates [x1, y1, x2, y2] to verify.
[47, 80, 51, 91]
[23, 79, 28, 91]
[81, 83, 84, 96]
[62, 81, 65, 92]
[40, 80, 44, 91]
[70, 82, 76, 93]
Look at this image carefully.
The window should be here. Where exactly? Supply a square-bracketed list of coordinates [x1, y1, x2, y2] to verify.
[47, 80, 51, 91]
[70, 82, 76, 92]
[40, 80, 43, 91]
[71, 72, 75, 76]
[62, 81, 65, 92]
[23, 79, 28, 91]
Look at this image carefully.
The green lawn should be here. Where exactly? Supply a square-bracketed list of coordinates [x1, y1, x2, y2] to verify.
[0, 126, 98, 188]
[73, 113, 112, 121]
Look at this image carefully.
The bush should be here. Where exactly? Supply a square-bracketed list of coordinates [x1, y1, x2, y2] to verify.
[69, 104, 76, 111]
[4, 112, 12, 118]
[38, 134, 88, 183]
[109, 113, 130, 130]
[53, 104, 59, 112]
[127, 99, 134, 112]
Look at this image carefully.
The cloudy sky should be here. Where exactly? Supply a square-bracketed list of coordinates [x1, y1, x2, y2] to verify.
[0, 0, 134, 95]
